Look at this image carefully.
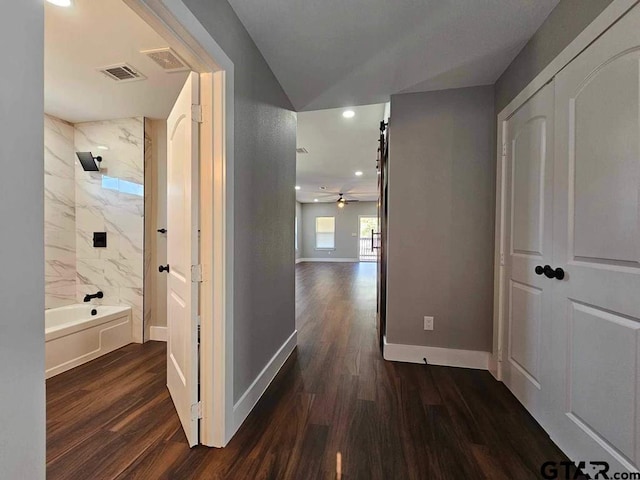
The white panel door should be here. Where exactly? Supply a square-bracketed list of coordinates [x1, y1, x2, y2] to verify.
[549, 4, 640, 474]
[166, 72, 200, 447]
[502, 82, 554, 428]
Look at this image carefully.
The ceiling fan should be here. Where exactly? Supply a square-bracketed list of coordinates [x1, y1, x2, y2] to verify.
[332, 192, 360, 208]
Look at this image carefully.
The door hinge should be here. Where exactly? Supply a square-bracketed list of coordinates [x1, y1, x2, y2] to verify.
[192, 104, 203, 123]
[498, 348, 503, 362]
[500, 252, 505, 266]
[191, 401, 203, 419]
[191, 264, 203, 283]
[501, 143, 507, 156]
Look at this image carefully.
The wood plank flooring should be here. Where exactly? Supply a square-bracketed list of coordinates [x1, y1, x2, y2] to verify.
[46, 262, 580, 479]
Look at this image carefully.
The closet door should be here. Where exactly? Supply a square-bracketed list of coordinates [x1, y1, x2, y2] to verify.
[550, 4, 640, 474]
[502, 82, 555, 427]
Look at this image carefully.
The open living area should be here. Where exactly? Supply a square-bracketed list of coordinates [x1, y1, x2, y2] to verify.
[2, 0, 639, 478]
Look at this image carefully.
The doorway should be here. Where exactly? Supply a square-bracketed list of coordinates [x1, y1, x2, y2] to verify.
[358, 215, 379, 262]
[43, 0, 233, 449]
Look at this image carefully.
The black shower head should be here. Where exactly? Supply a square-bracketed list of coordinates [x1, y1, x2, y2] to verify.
[76, 152, 102, 172]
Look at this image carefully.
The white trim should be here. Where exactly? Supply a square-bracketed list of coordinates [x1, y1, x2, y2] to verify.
[297, 258, 359, 263]
[232, 330, 297, 434]
[149, 326, 167, 342]
[488, 354, 499, 380]
[383, 336, 490, 370]
[493, 0, 638, 382]
[124, 0, 235, 448]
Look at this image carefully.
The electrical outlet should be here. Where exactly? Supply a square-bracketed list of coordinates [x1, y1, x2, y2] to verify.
[424, 316, 434, 331]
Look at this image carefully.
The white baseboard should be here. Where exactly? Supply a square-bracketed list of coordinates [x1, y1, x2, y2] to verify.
[149, 326, 167, 342]
[488, 354, 501, 380]
[383, 336, 489, 370]
[232, 330, 297, 432]
[297, 257, 359, 263]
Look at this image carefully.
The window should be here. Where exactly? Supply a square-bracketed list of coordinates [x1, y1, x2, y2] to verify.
[295, 216, 298, 251]
[315, 216, 335, 249]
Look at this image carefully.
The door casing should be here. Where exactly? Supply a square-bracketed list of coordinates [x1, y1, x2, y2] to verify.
[124, 0, 235, 447]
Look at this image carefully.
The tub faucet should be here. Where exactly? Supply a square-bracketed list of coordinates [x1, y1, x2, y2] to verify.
[83, 291, 104, 302]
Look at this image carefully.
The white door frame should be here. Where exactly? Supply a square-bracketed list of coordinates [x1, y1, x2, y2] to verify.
[124, 0, 235, 447]
[491, 0, 639, 380]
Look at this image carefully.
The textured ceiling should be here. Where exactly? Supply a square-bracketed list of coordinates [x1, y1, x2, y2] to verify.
[296, 104, 386, 203]
[227, 0, 560, 111]
[45, 0, 189, 123]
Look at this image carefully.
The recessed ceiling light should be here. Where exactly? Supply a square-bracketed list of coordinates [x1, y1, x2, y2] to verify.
[97, 145, 109, 151]
[355, 171, 363, 176]
[342, 110, 355, 119]
[320, 186, 327, 190]
[46, 0, 72, 6]
[314, 199, 318, 202]
[295, 186, 301, 190]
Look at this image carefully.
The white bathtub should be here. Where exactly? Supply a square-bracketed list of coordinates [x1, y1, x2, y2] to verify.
[45, 304, 133, 378]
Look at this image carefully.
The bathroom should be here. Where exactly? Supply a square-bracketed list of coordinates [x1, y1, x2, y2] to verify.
[43, 0, 190, 377]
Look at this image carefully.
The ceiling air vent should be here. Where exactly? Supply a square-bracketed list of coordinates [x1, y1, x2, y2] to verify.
[296, 147, 309, 154]
[99, 63, 146, 83]
[142, 48, 189, 72]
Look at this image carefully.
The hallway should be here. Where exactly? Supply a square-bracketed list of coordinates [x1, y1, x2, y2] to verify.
[46, 263, 577, 479]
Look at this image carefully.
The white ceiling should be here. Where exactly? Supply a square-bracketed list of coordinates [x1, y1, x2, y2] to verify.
[296, 104, 385, 203]
[45, 0, 189, 123]
[227, 0, 559, 111]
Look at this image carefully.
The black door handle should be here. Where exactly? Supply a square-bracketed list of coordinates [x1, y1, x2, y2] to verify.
[159, 264, 170, 273]
[536, 265, 565, 280]
[543, 265, 556, 279]
[157, 228, 167, 234]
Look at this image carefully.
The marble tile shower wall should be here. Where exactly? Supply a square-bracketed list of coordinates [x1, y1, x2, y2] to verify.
[74, 117, 145, 343]
[44, 115, 76, 309]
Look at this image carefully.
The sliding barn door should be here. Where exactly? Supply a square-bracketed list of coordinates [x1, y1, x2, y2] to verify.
[502, 82, 554, 428]
[166, 72, 200, 447]
[549, 4, 640, 473]
[377, 121, 389, 350]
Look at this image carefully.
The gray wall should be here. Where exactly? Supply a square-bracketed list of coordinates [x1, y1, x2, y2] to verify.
[148, 119, 168, 331]
[0, 2, 45, 478]
[183, 0, 297, 402]
[495, 0, 613, 112]
[386, 86, 495, 352]
[295, 201, 302, 261]
[143, 120, 170, 337]
[300, 202, 377, 260]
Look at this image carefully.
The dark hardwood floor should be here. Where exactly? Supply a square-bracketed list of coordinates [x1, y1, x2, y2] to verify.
[47, 262, 578, 479]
